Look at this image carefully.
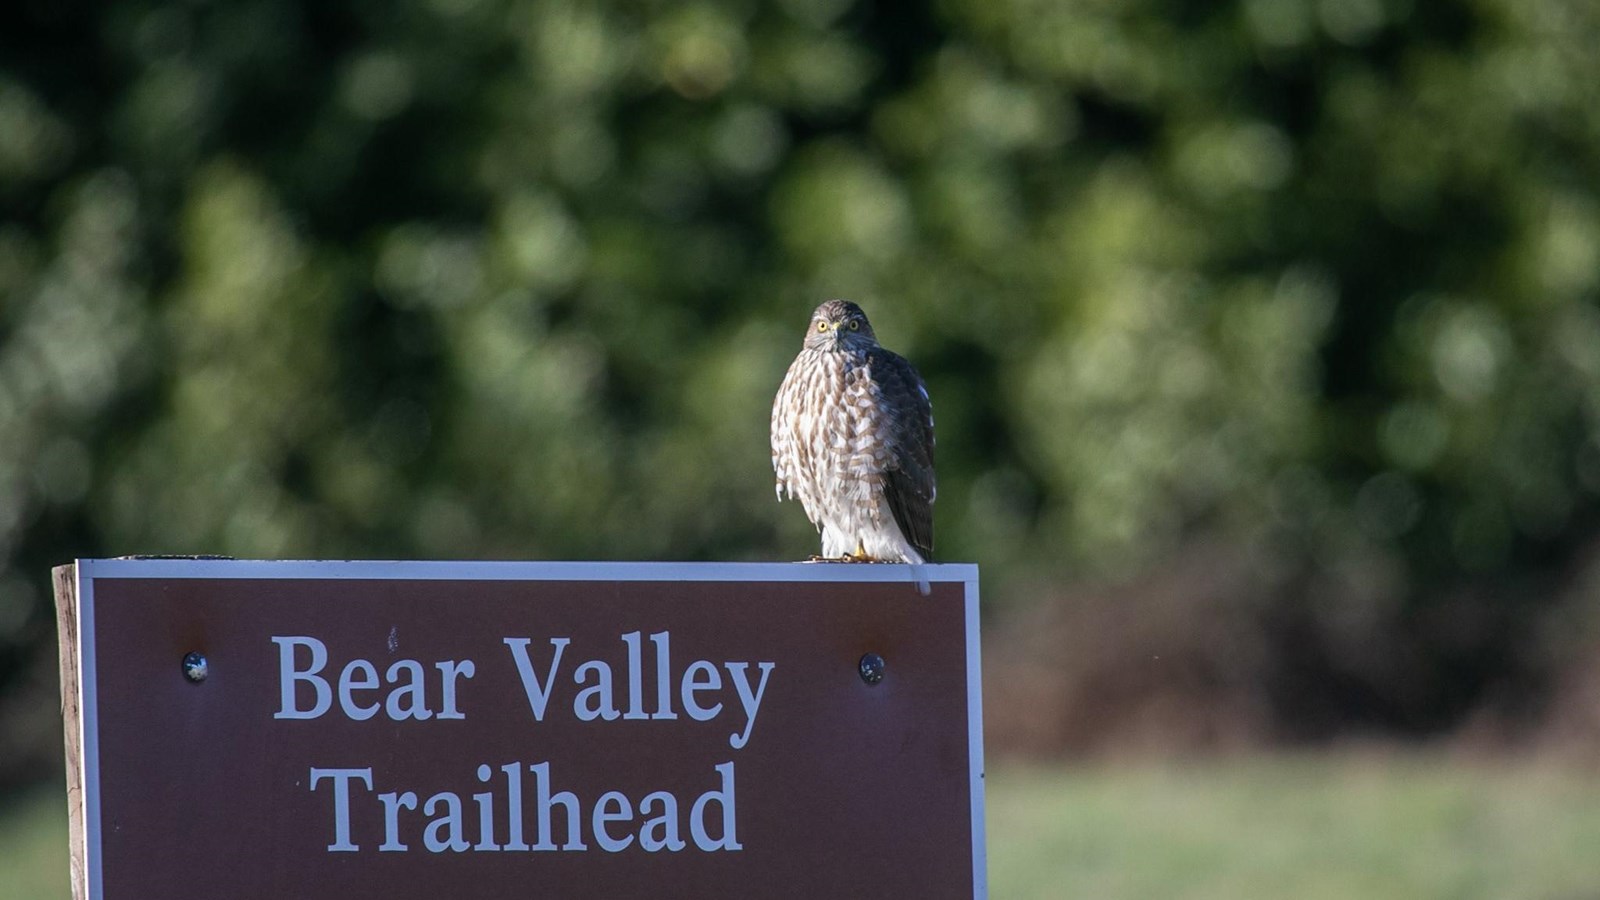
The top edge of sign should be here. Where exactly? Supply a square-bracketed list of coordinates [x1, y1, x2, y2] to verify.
[69, 558, 979, 584]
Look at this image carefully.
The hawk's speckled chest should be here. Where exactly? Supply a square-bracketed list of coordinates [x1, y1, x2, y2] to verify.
[772, 346, 890, 513]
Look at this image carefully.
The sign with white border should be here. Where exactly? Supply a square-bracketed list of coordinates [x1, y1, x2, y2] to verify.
[54, 559, 985, 899]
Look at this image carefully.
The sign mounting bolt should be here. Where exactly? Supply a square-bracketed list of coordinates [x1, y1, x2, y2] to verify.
[182, 651, 208, 683]
[858, 652, 885, 685]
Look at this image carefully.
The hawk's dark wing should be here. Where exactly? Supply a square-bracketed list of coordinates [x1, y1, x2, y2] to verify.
[871, 347, 935, 561]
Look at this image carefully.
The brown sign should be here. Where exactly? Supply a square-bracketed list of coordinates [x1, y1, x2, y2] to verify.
[53, 560, 985, 899]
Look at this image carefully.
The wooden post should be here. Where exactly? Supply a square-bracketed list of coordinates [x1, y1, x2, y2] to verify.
[52, 562, 88, 900]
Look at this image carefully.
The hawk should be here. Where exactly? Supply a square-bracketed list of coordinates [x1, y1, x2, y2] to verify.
[771, 300, 935, 563]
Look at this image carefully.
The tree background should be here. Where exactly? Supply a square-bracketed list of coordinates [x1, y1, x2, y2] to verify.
[3, 0, 1600, 787]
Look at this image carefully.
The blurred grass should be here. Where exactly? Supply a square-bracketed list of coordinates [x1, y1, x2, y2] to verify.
[989, 756, 1600, 900]
[0, 784, 68, 900]
[3, 756, 1599, 899]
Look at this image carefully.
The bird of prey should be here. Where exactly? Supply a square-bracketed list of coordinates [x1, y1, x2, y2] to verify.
[770, 300, 935, 563]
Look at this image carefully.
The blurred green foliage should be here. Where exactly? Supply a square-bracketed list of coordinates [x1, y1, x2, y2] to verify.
[2, 0, 1598, 741]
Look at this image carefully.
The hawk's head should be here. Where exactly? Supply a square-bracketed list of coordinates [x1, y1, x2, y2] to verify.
[803, 299, 878, 351]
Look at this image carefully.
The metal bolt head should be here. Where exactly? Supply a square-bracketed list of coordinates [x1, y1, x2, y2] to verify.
[858, 652, 885, 685]
[182, 651, 208, 683]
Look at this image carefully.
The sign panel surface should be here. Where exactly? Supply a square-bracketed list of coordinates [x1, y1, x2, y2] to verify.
[62, 560, 984, 899]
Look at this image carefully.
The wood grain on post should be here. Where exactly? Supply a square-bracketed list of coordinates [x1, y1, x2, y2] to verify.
[52, 563, 87, 900]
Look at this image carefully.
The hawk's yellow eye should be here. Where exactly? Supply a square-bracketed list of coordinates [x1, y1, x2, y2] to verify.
[816, 321, 827, 332]
[848, 320, 860, 331]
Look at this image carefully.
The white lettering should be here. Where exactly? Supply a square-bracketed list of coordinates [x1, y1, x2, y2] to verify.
[274, 637, 332, 720]
[681, 660, 722, 721]
[650, 631, 677, 720]
[592, 791, 634, 852]
[309, 760, 738, 855]
[530, 761, 588, 851]
[338, 659, 380, 721]
[724, 662, 776, 749]
[423, 792, 469, 853]
[639, 791, 685, 852]
[473, 764, 500, 851]
[384, 659, 433, 721]
[500, 761, 530, 851]
[310, 767, 372, 851]
[436, 660, 475, 720]
[504, 638, 569, 721]
[573, 660, 619, 722]
[379, 791, 417, 851]
[621, 631, 648, 720]
[689, 762, 741, 851]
